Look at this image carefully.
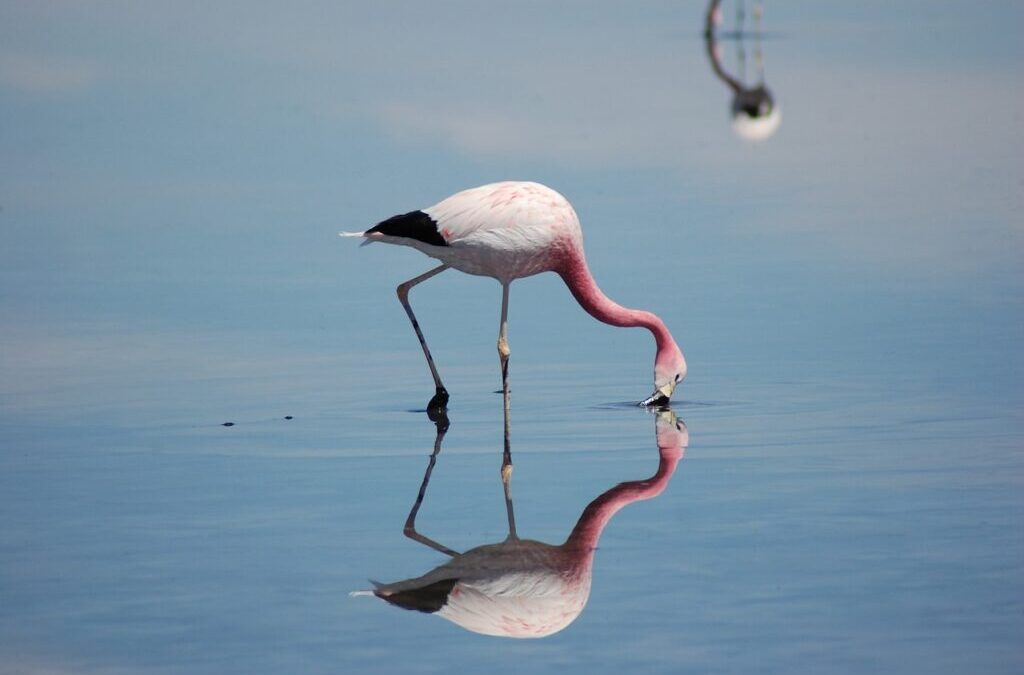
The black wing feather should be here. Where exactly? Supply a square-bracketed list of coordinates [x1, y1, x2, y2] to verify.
[368, 210, 448, 247]
[376, 578, 458, 614]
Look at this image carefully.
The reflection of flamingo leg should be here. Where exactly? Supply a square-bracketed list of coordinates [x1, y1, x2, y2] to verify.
[501, 457, 517, 541]
[737, 32, 747, 82]
[753, 1, 765, 83]
[403, 413, 460, 557]
[501, 380, 518, 541]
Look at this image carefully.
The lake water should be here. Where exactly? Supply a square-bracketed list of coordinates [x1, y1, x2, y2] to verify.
[1, 1, 1022, 673]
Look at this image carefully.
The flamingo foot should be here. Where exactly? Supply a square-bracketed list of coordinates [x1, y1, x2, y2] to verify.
[426, 386, 449, 419]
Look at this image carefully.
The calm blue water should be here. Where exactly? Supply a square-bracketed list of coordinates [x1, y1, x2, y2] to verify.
[1, 1, 1022, 673]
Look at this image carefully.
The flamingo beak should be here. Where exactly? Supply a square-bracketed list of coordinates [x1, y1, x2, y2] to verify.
[640, 382, 675, 408]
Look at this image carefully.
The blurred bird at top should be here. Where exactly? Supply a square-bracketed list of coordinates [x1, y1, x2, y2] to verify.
[704, 0, 781, 141]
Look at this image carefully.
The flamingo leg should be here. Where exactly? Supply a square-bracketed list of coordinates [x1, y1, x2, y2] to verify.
[497, 282, 511, 399]
[402, 411, 460, 557]
[396, 264, 450, 413]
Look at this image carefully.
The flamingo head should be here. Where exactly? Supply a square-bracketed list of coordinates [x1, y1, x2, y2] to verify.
[641, 346, 687, 408]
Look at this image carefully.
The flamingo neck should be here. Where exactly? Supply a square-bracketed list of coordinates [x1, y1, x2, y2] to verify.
[557, 248, 675, 355]
[563, 447, 682, 554]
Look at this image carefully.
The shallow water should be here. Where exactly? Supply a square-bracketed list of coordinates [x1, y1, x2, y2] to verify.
[1, 1, 1022, 673]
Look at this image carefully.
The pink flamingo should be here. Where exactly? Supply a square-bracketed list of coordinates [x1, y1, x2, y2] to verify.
[341, 181, 687, 411]
[352, 409, 687, 638]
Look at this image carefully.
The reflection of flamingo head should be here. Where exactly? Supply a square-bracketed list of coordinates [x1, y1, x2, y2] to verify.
[731, 86, 781, 141]
[655, 409, 688, 458]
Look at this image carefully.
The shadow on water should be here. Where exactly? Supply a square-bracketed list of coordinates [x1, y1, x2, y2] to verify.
[704, 0, 781, 141]
[352, 407, 688, 638]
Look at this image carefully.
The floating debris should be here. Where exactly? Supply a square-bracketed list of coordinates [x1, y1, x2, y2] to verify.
[221, 422, 235, 427]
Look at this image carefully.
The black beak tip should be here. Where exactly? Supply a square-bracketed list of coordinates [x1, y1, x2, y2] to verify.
[640, 392, 671, 408]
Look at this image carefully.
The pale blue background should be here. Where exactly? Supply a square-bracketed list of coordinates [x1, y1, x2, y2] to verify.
[1, 1, 1021, 673]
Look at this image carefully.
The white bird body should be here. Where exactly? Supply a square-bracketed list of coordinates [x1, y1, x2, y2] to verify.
[361, 181, 582, 282]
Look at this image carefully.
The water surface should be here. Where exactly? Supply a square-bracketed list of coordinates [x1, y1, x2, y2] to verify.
[1, 1, 1021, 673]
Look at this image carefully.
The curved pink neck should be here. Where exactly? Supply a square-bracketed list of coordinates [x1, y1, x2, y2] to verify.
[557, 248, 676, 356]
[563, 445, 682, 553]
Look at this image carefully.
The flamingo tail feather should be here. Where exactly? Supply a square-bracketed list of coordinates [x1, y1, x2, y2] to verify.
[350, 579, 386, 597]
[339, 230, 376, 247]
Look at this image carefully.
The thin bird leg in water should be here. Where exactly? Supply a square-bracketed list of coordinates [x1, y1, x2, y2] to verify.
[403, 413, 459, 557]
[500, 381, 517, 541]
[396, 264, 450, 411]
[497, 282, 511, 401]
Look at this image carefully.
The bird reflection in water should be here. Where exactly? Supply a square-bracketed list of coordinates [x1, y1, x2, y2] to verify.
[704, 0, 781, 141]
[352, 409, 688, 638]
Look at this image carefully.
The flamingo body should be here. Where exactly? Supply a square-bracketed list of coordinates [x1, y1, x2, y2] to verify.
[343, 181, 686, 406]
[367, 182, 580, 281]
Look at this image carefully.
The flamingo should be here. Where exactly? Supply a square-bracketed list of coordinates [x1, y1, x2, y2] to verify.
[352, 409, 687, 638]
[341, 181, 687, 411]
[703, 0, 781, 142]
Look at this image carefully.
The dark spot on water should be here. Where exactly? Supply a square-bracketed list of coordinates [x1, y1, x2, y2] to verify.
[284, 415, 293, 420]
[222, 422, 235, 427]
